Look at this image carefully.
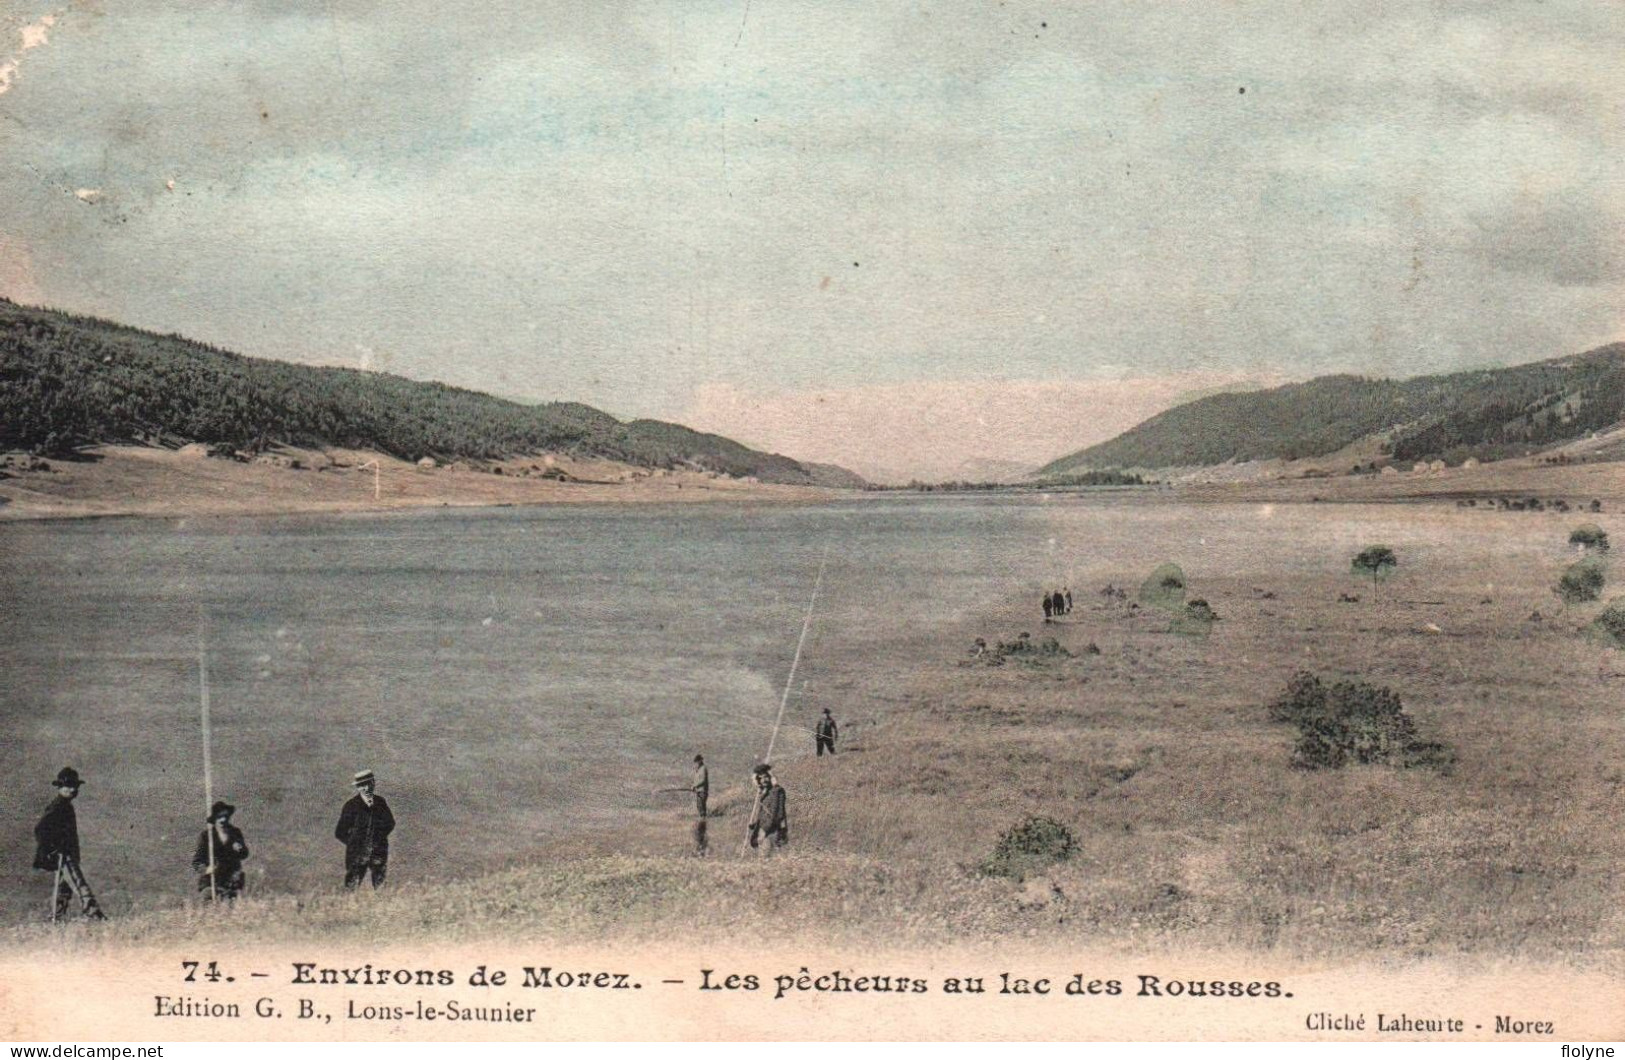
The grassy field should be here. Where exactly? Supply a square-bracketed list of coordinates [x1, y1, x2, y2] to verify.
[4, 475, 1623, 969]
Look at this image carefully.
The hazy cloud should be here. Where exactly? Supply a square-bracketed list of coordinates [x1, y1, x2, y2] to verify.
[1466, 195, 1625, 288]
[0, 1, 1620, 476]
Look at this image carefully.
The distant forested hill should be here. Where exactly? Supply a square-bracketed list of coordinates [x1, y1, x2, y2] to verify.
[0, 299, 864, 487]
[1039, 344, 1625, 475]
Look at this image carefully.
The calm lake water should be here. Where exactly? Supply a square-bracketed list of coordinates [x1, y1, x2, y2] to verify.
[2, 494, 1119, 917]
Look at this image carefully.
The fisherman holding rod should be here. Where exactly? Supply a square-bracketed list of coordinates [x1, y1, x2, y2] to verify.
[193, 801, 250, 901]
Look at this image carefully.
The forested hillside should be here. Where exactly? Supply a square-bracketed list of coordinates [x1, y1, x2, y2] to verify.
[1039, 344, 1625, 475]
[0, 299, 861, 486]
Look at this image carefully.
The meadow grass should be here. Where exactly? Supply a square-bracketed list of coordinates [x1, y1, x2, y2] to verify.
[5, 488, 1622, 968]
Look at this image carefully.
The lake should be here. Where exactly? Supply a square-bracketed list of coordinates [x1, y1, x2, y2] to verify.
[2, 494, 1124, 918]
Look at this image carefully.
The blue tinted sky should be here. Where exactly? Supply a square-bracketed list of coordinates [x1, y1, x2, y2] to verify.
[0, 2, 1620, 477]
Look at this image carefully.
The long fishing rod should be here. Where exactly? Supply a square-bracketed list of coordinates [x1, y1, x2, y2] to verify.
[744, 543, 830, 850]
[199, 611, 216, 903]
[765, 544, 829, 762]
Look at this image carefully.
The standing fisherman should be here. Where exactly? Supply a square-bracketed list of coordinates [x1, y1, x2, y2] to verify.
[691, 754, 710, 856]
[33, 767, 105, 921]
[335, 770, 395, 889]
[692, 754, 710, 818]
[747, 764, 788, 855]
[193, 801, 250, 902]
[815, 708, 839, 757]
[1042, 593, 1054, 622]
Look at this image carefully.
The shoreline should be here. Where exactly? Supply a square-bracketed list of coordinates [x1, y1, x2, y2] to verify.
[0, 444, 855, 523]
[3, 444, 1623, 523]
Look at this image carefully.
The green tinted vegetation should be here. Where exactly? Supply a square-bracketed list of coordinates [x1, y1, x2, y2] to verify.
[1040, 344, 1625, 474]
[0, 299, 849, 486]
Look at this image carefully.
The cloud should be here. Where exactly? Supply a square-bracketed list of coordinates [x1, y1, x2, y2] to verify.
[1466, 195, 1625, 288]
[0, 0, 1620, 437]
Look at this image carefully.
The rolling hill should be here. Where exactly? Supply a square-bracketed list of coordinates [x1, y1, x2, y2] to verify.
[1038, 343, 1625, 476]
[0, 299, 864, 488]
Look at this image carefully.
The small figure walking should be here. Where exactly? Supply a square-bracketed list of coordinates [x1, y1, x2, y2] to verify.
[692, 754, 710, 818]
[1051, 588, 1066, 619]
[1042, 594, 1054, 622]
[1064, 587, 1073, 614]
[747, 764, 788, 856]
[34, 767, 105, 921]
[815, 708, 839, 757]
[193, 800, 250, 902]
[335, 769, 394, 890]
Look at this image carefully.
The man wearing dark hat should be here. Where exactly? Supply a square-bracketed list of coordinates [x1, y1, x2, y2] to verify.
[691, 754, 709, 818]
[33, 767, 105, 921]
[335, 770, 395, 889]
[815, 708, 839, 757]
[746, 764, 788, 855]
[193, 801, 250, 902]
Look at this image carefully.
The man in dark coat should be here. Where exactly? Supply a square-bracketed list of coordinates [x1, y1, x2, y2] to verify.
[1042, 594, 1054, 622]
[335, 770, 395, 889]
[815, 708, 839, 757]
[193, 800, 250, 901]
[692, 754, 710, 818]
[33, 767, 105, 921]
[747, 764, 788, 855]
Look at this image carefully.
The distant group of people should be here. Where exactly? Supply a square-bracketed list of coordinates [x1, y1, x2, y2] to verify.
[683, 708, 836, 858]
[1042, 587, 1073, 621]
[32, 766, 396, 921]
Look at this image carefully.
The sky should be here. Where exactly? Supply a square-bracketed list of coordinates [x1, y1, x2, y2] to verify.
[0, 1, 1620, 481]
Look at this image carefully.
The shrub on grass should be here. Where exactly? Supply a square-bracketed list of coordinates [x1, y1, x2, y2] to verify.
[1268, 671, 1326, 725]
[1267, 671, 1451, 771]
[974, 634, 1072, 666]
[1569, 524, 1610, 553]
[1591, 597, 1625, 649]
[1138, 562, 1187, 611]
[998, 635, 1069, 658]
[1554, 558, 1606, 607]
[981, 816, 1078, 880]
[1170, 598, 1220, 637]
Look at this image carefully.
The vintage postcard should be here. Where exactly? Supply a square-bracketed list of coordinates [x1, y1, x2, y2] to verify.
[1, 0, 1621, 1044]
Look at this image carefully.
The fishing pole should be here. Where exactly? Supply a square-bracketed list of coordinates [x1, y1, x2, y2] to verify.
[199, 610, 216, 903]
[765, 543, 830, 762]
[745, 543, 830, 851]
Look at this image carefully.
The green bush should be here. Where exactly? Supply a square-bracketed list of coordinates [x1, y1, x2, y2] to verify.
[981, 816, 1078, 880]
[1591, 597, 1625, 649]
[1267, 671, 1451, 771]
[1170, 597, 1220, 637]
[1569, 524, 1610, 552]
[1138, 562, 1187, 611]
[1554, 558, 1607, 607]
[1268, 671, 1327, 725]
